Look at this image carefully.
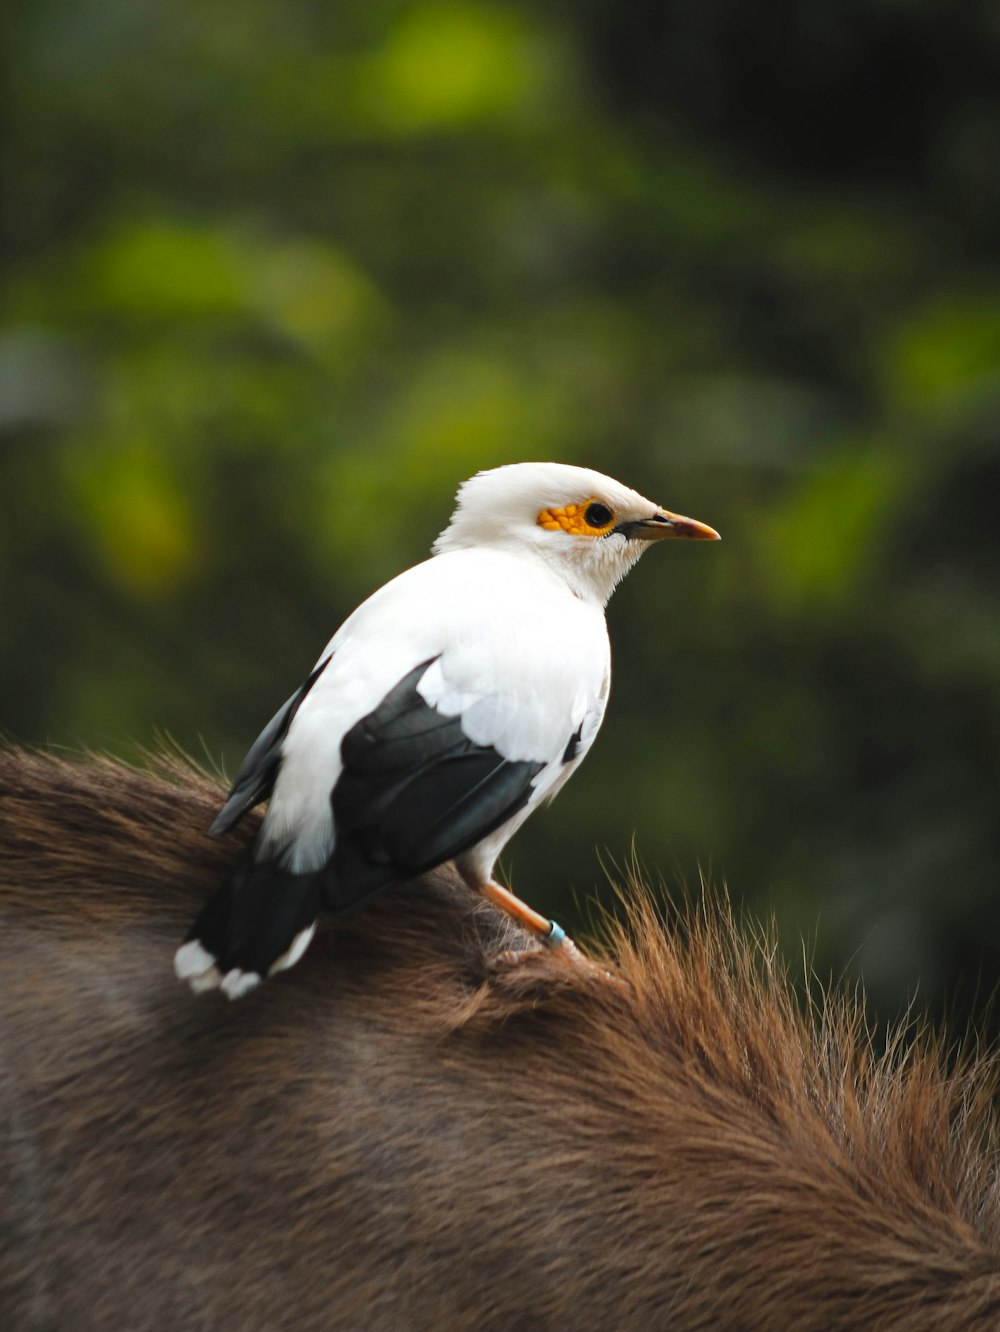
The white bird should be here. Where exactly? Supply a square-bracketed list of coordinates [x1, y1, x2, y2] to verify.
[176, 462, 720, 998]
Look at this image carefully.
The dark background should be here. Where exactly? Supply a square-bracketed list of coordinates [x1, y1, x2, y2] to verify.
[5, 0, 1000, 1035]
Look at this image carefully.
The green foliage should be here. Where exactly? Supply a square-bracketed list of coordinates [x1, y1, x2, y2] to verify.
[5, 0, 1000, 1036]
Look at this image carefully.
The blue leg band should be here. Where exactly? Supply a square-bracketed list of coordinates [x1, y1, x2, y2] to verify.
[544, 920, 566, 948]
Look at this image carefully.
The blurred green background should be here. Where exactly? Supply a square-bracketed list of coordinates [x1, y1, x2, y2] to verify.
[5, 0, 1000, 1034]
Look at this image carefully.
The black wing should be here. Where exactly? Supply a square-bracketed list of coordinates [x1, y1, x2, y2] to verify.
[326, 658, 545, 914]
[210, 654, 332, 835]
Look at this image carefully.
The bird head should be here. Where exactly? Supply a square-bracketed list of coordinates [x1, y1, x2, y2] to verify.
[433, 462, 720, 604]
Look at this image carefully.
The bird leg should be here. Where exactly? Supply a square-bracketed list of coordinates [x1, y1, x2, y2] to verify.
[477, 879, 568, 948]
[475, 879, 619, 984]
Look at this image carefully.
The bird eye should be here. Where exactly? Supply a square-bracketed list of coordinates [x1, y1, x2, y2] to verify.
[584, 501, 613, 529]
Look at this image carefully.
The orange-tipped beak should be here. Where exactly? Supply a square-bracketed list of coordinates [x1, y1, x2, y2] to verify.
[631, 510, 721, 541]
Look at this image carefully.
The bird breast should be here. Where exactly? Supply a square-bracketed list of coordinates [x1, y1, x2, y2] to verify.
[262, 548, 611, 868]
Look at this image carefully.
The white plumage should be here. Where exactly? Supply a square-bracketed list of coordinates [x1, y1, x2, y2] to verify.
[176, 462, 719, 997]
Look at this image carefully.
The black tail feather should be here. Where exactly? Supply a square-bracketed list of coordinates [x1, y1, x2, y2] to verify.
[175, 845, 323, 996]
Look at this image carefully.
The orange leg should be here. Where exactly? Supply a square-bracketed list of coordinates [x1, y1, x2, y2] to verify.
[477, 879, 623, 986]
[477, 880, 567, 948]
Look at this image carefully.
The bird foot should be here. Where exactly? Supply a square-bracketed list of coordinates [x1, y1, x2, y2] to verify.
[486, 934, 613, 986]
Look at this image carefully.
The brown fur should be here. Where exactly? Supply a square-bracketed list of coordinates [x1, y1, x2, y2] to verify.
[2, 748, 1000, 1330]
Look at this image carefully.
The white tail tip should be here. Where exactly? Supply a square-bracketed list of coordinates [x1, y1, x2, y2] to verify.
[175, 939, 219, 983]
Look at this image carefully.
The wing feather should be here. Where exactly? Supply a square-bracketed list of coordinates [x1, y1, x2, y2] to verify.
[325, 659, 545, 913]
[211, 654, 332, 835]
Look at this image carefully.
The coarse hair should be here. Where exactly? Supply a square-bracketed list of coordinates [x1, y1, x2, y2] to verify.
[2, 748, 1000, 1330]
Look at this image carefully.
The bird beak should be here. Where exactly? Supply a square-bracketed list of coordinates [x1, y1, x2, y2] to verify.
[631, 510, 721, 541]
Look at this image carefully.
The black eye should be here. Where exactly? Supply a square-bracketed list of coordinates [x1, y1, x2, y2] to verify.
[584, 501, 613, 528]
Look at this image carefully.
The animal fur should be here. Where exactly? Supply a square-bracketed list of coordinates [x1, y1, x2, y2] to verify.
[2, 748, 1000, 1330]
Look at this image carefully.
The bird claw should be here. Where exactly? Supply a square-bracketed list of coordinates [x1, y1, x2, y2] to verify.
[487, 934, 615, 986]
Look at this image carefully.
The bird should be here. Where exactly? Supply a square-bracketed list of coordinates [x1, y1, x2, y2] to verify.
[175, 462, 720, 998]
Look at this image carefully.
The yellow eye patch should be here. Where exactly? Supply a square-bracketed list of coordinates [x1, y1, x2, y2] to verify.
[537, 500, 615, 536]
